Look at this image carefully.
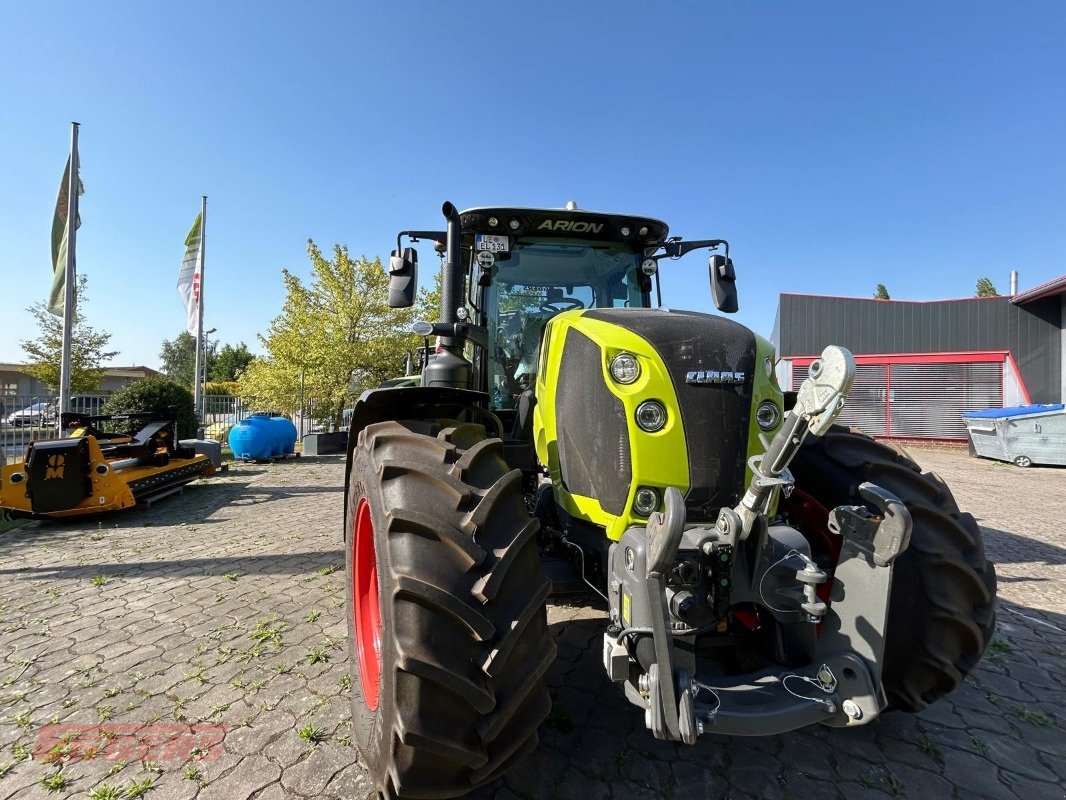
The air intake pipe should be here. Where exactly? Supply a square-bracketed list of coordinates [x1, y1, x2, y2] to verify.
[440, 201, 463, 338]
[419, 202, 473, 389]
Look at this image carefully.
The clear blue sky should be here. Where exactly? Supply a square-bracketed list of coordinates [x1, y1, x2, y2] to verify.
[1, 2, 1064, 370]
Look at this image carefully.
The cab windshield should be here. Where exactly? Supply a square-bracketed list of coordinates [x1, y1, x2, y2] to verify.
[481, 239, 648, 408]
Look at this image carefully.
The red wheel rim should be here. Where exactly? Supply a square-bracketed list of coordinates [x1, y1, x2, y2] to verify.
[352, 497, 382, 710]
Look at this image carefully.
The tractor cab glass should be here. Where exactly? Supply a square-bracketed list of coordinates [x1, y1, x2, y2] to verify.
[481, 239, 649, 409]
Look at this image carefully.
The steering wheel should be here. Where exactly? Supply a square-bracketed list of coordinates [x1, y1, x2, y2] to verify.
[539, 298, 585, 314]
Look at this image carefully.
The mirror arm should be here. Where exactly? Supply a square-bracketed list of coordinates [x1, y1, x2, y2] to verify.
[661, 238, 728, 258]
[397, 230, 446, 252]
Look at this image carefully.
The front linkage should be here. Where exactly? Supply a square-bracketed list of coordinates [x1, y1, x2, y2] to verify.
[604, 346, 915, 740]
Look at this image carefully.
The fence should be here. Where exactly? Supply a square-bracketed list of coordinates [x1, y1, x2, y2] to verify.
[1, 393, 348, 466]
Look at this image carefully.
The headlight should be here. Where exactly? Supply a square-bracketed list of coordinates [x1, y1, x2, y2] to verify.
[9, 472, 25, 484]
[756, 400, 781, 431]
[633, 486, 660, 516]
[635, 400, 667, 432]
[610, 353, 640, 384]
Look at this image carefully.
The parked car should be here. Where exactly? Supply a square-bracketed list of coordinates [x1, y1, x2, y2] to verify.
[205, 415, 238, 443]
[4, 402, 56, 428]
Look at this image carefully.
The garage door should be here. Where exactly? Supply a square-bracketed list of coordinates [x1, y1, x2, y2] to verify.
[792, 359, 1003, 440]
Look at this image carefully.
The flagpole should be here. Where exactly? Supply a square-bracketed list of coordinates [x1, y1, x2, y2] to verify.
[193, 195, 206, 421]
[58, 122, 80, 420]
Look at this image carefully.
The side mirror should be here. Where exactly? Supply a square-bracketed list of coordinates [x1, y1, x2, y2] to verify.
[388, 247, 418, 308]
[709, 254, 738, 313]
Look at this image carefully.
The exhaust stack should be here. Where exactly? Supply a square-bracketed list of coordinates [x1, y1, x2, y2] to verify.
[1010, 269, 1019, 296]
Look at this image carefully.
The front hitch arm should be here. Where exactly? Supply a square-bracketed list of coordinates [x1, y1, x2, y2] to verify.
[720, 345, 856, 544]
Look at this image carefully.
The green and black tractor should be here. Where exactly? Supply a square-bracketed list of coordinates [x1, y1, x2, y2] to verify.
[343, 202, 997, 798]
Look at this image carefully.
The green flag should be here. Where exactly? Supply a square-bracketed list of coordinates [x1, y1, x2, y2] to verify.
[49, 154, 84, 315]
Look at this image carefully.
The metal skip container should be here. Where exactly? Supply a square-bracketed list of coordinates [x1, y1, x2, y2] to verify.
[962, 404, 1066, 467]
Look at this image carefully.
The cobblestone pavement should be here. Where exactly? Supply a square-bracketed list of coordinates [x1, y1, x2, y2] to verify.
[0, 448, 1063, 800]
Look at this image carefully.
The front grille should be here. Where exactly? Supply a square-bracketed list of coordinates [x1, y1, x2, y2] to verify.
[555, 328, 632, 516]
[585, 309, 756, 521]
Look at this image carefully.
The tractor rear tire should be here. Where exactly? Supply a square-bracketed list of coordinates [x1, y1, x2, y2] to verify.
[345, 420, 555, 799]
[788, 426, 997, 712]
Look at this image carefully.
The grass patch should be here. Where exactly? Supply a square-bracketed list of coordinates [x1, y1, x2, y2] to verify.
[916, 735, 942, 760]
[316, 564, 340, 576]
[183, 764, 201, 781]
[1015, 707, 1052, 726]
[305, 609, 322, 623]
[90, 574, 111, 587]
[298, 723, 325, 745]
[125, 776, 155, 798]
[89, 785, 124, 800]
[40, 769, 70, 792]
[250, 619, 285, 647]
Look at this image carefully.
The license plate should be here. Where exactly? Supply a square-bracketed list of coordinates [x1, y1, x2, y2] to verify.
[475, 234, 509, 253]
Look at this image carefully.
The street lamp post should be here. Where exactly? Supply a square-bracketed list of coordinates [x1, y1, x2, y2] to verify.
[202, 327, 217, 423]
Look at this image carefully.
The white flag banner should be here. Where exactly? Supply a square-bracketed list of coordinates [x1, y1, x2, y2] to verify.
[177, 213, 202, 335]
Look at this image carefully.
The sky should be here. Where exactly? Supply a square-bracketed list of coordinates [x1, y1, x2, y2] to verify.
[1, 2, 1064, 370]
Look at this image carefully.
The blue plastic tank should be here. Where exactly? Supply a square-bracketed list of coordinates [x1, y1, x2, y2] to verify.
[271, 416, 298, 456]
[228, 416, 276, 460]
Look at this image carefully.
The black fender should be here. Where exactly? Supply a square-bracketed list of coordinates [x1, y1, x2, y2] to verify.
[341, 387, 501, 537]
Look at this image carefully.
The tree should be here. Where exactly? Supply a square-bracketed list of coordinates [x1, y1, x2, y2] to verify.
[874, 284, 891, 300]
[159, 332, 217, 390]
[975, 277, 999, 298]
[20, 275, 119, 392]
[102, 377, 198, 438]
[238, 240, 429, 426]
[211, 342, 254, 381]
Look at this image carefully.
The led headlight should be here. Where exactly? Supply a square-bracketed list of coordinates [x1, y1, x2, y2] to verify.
[635, 400, 667, 432]
[634, 486, 660, 516]
[610, 353, 640, 384]
[756, 400, 782, 431]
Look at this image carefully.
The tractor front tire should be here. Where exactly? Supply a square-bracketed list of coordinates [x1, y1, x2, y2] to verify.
[345, 420, 555, 799]
[789, 426, 997, 712]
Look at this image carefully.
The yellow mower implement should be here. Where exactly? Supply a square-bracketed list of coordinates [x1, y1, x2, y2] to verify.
[1, 410, 214, 519]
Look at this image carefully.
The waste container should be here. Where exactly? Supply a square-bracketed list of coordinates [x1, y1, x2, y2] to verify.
[961, 404, 1066, 467]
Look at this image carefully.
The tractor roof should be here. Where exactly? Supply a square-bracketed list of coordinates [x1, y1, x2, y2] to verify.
[459, 206, 669, 249]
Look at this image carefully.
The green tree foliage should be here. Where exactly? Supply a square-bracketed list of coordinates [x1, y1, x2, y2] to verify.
[102, 377, 198, 438]
[238, 241, 428, 425]
[159, 331, 218, 391]
[211, 343, 254, 381]
[975, 277, 999, 298]
[874, 284, 891, 300]
[20, 275, 119, 392]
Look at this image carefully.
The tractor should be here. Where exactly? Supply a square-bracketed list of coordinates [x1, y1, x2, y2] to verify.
[343, 202, 997, 799]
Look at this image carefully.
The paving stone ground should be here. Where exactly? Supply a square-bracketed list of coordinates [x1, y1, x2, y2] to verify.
[0, 447, 1063, 800]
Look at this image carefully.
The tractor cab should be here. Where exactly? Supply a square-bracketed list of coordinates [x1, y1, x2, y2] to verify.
[387, 203, 736, 426]
[466, 207, 664, 410]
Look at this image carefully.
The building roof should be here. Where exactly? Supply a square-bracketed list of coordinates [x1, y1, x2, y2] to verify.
[0, 363, 161, 378]
[1011, 275, 1066, 306]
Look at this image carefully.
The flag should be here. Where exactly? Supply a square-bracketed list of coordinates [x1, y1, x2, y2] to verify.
[177, 213, 202, 335]
[49, 155, 84, 315]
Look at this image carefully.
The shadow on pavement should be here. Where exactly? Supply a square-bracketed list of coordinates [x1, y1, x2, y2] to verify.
[0, 549, 345, 580]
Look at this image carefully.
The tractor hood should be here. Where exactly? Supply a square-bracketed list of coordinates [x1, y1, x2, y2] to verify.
[534, 308, 775, 537]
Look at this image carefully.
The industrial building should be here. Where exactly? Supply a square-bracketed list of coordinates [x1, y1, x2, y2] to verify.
[772, 275, 1066, 441]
